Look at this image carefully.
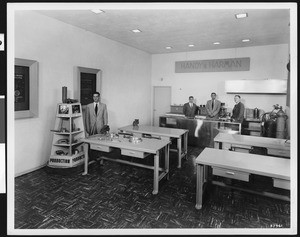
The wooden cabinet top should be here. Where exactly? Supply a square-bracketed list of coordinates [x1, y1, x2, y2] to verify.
[118, 125, 188, 138]
[196, 148, 290, 180]
[214, 133, 290, 151]
[82, 135, 170, 154]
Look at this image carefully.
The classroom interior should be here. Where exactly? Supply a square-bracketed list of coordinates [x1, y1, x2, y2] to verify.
[7, 3, 297, 235]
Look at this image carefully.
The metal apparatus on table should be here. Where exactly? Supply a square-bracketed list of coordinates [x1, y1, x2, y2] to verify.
[129, 136, 143, 144]
[219, 103, 227, 118]
[261, 104, 288, 139]
[92, 131, 144, 144]
[253, 107, 260, 119]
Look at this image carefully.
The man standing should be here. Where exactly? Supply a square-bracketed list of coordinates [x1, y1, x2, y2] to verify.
[183, 96, 198, 118]
[205, 92, 221, 120]
[85, 92, 108, 136]
[231, 95, 245, 123]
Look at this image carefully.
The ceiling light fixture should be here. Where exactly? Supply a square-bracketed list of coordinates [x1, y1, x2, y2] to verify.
[166, 46, 172, 49]
[242, 39, 250, 42]
[213, 42, 220, 45]
[91, 9, 104, 14]
[132, 29, 142, 33]
[235, 13, 248, 19]
[188, 44, 195, 47]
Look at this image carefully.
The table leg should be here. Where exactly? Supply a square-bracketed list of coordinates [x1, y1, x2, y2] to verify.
[195, 164, 204, 209]
[177, 137, 182, 168]
[184, 132, 188, 156]
[214, 141, 220, 149]
[165, 144, 170, 180]
[204, 164, 211, 183]
[82, 143, 89, 175]
[99, 158, 104, 165]
[152, 151, 159, 195]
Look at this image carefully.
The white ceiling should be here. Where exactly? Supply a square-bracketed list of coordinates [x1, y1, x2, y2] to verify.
[36, 7, 290, 54]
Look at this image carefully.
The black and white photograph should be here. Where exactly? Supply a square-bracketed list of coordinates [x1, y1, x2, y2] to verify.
[0, 95, 5, 195]
[2, 1, 298, 236]
[0, 1, 7, 231]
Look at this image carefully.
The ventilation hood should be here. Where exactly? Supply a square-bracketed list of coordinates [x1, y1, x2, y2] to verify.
[225, 79, 287, 94]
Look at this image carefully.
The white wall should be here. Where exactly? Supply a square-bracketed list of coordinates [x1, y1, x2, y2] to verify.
[14, 11, 290, 176]
[151, 44, 289, 114]
[14, 11, 151, 176]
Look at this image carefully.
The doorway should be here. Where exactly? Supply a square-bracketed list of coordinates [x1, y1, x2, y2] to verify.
[80, 72, 97, 106]
[153, 86, 171, 126]
[75, 66, 102, 126]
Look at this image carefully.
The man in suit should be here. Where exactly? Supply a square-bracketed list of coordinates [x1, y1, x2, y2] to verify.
[183, 96, 198, 118]
[85, 91, 108, 136]
[205, 92, 221, 120]
[231, 94, 245, 123]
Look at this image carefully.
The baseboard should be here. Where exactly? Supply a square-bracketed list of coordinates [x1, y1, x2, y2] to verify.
[15, 163, 47, 178]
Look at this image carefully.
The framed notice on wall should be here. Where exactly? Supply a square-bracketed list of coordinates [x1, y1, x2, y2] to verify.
[15, 58, 39, 119]
[15, 65, 30, 111]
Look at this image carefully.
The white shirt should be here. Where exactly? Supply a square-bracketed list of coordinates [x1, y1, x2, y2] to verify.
[94, 102, 99, 109]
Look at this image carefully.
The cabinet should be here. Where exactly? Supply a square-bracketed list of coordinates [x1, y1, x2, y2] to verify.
[48, 103, 86, 168]
[242, 119, 262, 136]
[170, 105, 183, 114]
[159, 116, 241, 147]
[198, 107, 207, 116]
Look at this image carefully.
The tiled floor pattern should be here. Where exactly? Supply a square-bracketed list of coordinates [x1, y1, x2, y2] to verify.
[15, 147, 290, 229]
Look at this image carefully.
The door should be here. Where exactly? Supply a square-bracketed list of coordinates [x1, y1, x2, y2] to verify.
[153, 86, 171, 126]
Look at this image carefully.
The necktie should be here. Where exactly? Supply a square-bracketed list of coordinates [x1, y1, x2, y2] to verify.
[190, 103, 192, 108]
[212, 100, 214, 110]
[95, 103, 98, 114]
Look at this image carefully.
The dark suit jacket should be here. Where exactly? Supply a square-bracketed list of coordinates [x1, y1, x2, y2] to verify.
[85, 102, 108, 135]
[205, 99, 221, 119]
[232, 102, 245, 123]
[183, 103, 198, 118]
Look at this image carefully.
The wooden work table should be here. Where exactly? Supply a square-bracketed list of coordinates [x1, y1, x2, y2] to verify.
[118, 125, 188, 168]
[81, 134, 170, 195]
[214, 133, 290, 158]
[195, 148, 290, 210]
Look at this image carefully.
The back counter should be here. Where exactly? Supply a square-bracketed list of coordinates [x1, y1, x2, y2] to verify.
[159, 115, 241, 147]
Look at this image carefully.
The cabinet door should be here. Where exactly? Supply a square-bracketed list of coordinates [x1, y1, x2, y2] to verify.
[242, 121, 261, 136]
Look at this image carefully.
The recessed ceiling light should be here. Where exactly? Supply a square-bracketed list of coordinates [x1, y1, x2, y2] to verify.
[166, 46, 172, 49]
[91, 9, 104, 14]
[188, 44, 195, 47]
[242, 39, 250, 42]
[235, 13, 248, 19]
[132, 29, 142, 33]
[213, 42, 220, 45]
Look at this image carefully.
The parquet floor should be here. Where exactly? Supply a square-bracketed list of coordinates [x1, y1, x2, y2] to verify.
[15, 147, 290, 229]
